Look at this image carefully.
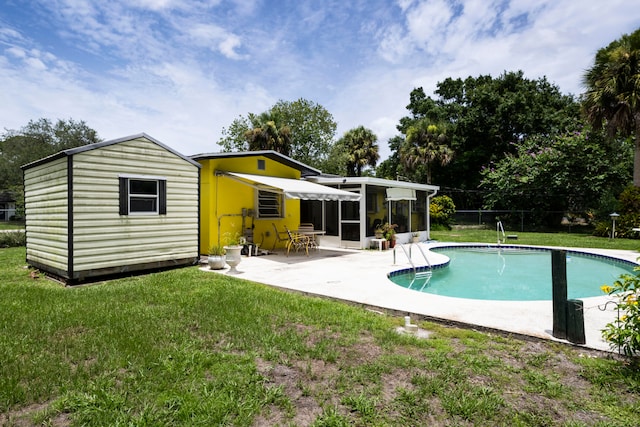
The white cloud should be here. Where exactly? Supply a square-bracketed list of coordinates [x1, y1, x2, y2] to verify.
[1, 0, 638, 163]
[130, 0, 179, 11]
[5, 46, 26, 59]
[405, 0, 454, 48]
[186, 23, 246, 60]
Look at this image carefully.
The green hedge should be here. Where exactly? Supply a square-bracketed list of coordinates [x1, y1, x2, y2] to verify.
[0, 231, 26, 248]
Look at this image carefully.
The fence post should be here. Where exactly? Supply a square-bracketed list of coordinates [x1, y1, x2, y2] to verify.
[552, 250, 567, 339]
[566, 299, 586, 344]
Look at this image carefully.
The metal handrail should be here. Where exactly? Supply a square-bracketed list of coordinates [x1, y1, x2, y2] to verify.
[394, 243, 416, 274]
[411, 243, 432, 269]
[497, 220, 506, 244]
[393, 243, 432, 273]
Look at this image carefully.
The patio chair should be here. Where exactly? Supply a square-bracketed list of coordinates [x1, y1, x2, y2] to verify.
[284, 226, 311, 256]
[298, 223, 319, 250]
[271, 223, 289, 252]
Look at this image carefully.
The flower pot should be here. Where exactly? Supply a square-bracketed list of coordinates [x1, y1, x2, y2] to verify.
[207, 255, 226, 270]
[224, 245, 243, 273]
[411, 236, 420, 243]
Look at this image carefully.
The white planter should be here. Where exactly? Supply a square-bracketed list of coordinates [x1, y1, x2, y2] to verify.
[207, 255, 226, 270]
[224, 245, 243, 273]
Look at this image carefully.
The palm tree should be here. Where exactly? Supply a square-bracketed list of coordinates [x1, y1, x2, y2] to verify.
[583, 28, 640, 186]
[338, 126, 380, 176]
[400, 120, 453, 184]
[244, 112, 292, 156]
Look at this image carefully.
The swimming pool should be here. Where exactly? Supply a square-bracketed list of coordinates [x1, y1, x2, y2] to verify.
[388, 245, 638, 301]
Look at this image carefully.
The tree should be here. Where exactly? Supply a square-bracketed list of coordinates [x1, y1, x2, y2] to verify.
[218, 98, 337, 169]
[395, 72, 580, 193]
[480, 127, 632, 227]
[375, 136, 404, 180]
[582, 28, 640, 186]
[336, 126, 380, 177]
[399, 120, 453, 184]
[243, 112, 292, 155]
[0, 118, 100, 189]
[321, 142, 349, 176]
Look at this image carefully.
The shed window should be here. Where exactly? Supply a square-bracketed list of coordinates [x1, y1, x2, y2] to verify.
[119, 177, 167, 215]
[257, 190, 283, 218]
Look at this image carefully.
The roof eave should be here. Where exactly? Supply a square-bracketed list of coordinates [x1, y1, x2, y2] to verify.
[190, 150, 321, 177]
[21, 133, 201, 170]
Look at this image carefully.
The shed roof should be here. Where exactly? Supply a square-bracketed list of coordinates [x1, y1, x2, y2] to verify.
[190, 150, 321, 177]
[21, 133, 202, 170]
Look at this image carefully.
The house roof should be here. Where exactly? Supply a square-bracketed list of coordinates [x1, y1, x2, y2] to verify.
[190, 150, 321, 177]
[306, 176, 440, 192]
[21, 133, 202, 170]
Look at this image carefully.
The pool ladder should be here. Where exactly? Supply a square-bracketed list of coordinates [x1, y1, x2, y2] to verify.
[497, 220, 506, 244]
[393, 243, 433, 290]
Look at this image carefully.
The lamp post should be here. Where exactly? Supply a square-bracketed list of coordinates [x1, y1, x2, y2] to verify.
[610, 212, 620, 239]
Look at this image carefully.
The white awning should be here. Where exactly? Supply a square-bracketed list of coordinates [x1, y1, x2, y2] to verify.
[386, 187, 416, 201]
[224, 172, 361, 201]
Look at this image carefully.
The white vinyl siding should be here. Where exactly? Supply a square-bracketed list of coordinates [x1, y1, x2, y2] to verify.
[23, 157, 69, 272]
[70, 138, 199, 273]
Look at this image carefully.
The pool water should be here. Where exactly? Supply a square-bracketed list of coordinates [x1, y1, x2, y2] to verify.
[389, 246, 638, 301]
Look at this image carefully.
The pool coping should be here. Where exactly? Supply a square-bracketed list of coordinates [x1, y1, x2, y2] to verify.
[199, 242, 640, 353]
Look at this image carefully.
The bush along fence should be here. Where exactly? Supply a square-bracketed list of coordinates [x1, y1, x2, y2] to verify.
[0, 230, 26, 248]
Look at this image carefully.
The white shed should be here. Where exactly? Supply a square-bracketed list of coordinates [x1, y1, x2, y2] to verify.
[21, 133, 201, 284]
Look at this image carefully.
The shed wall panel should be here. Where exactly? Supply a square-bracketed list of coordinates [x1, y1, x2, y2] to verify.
[70, 137, 199, 274]
[23, 157, 69, 273]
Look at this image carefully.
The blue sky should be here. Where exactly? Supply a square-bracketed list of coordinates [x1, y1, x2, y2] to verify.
[1, 0, 638, 161]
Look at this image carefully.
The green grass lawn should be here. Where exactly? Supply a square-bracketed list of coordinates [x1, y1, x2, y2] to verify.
[0, 222, 24, 231]
[432, 228, 640, 251]
[1, 240, 640, 426]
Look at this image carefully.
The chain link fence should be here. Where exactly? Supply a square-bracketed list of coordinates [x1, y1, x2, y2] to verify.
[453, 210, 593, 233]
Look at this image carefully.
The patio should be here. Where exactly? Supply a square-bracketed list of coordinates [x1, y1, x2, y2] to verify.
[200, 242, 640, 353]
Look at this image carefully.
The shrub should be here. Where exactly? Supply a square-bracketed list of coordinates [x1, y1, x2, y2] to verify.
[430, 195, 456, 229]
[601, 270, 640, 356]
[592, 186, 640, 238]
[0, 231, 25, 248]
[617, 186, 640, 238]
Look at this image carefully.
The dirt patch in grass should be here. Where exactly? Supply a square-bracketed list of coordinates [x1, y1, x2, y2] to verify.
[0, 401, 70, 427]
[254, 357, 327, 426]
[254, 323, 637, 426]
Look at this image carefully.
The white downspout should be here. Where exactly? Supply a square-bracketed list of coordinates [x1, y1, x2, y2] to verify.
[426, 189, 438, 240]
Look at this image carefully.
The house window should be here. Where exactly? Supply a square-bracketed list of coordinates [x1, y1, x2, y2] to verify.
[257, 159, 266, 170]
[119, 176, 167, 215]
[366, 191, 378, 213]
[257, 190, 283, 218]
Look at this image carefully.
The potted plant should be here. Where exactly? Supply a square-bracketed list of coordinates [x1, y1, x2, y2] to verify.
[411, 231, 420, 243]
[223, 232, 243, 273]
[207, 245, 226, 270]
[382, 223, 397, 248]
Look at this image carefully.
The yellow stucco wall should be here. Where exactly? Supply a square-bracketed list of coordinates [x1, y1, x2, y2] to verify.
[198, 155, 303, 254]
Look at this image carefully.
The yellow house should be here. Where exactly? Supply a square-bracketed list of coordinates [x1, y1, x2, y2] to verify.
[192, 150, 360, 254]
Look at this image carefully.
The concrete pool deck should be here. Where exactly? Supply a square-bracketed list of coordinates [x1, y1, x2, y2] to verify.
[200, 242, 640, 353]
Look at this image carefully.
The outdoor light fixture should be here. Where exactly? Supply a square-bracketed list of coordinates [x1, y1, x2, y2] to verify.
[610, 212, 620, 239]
